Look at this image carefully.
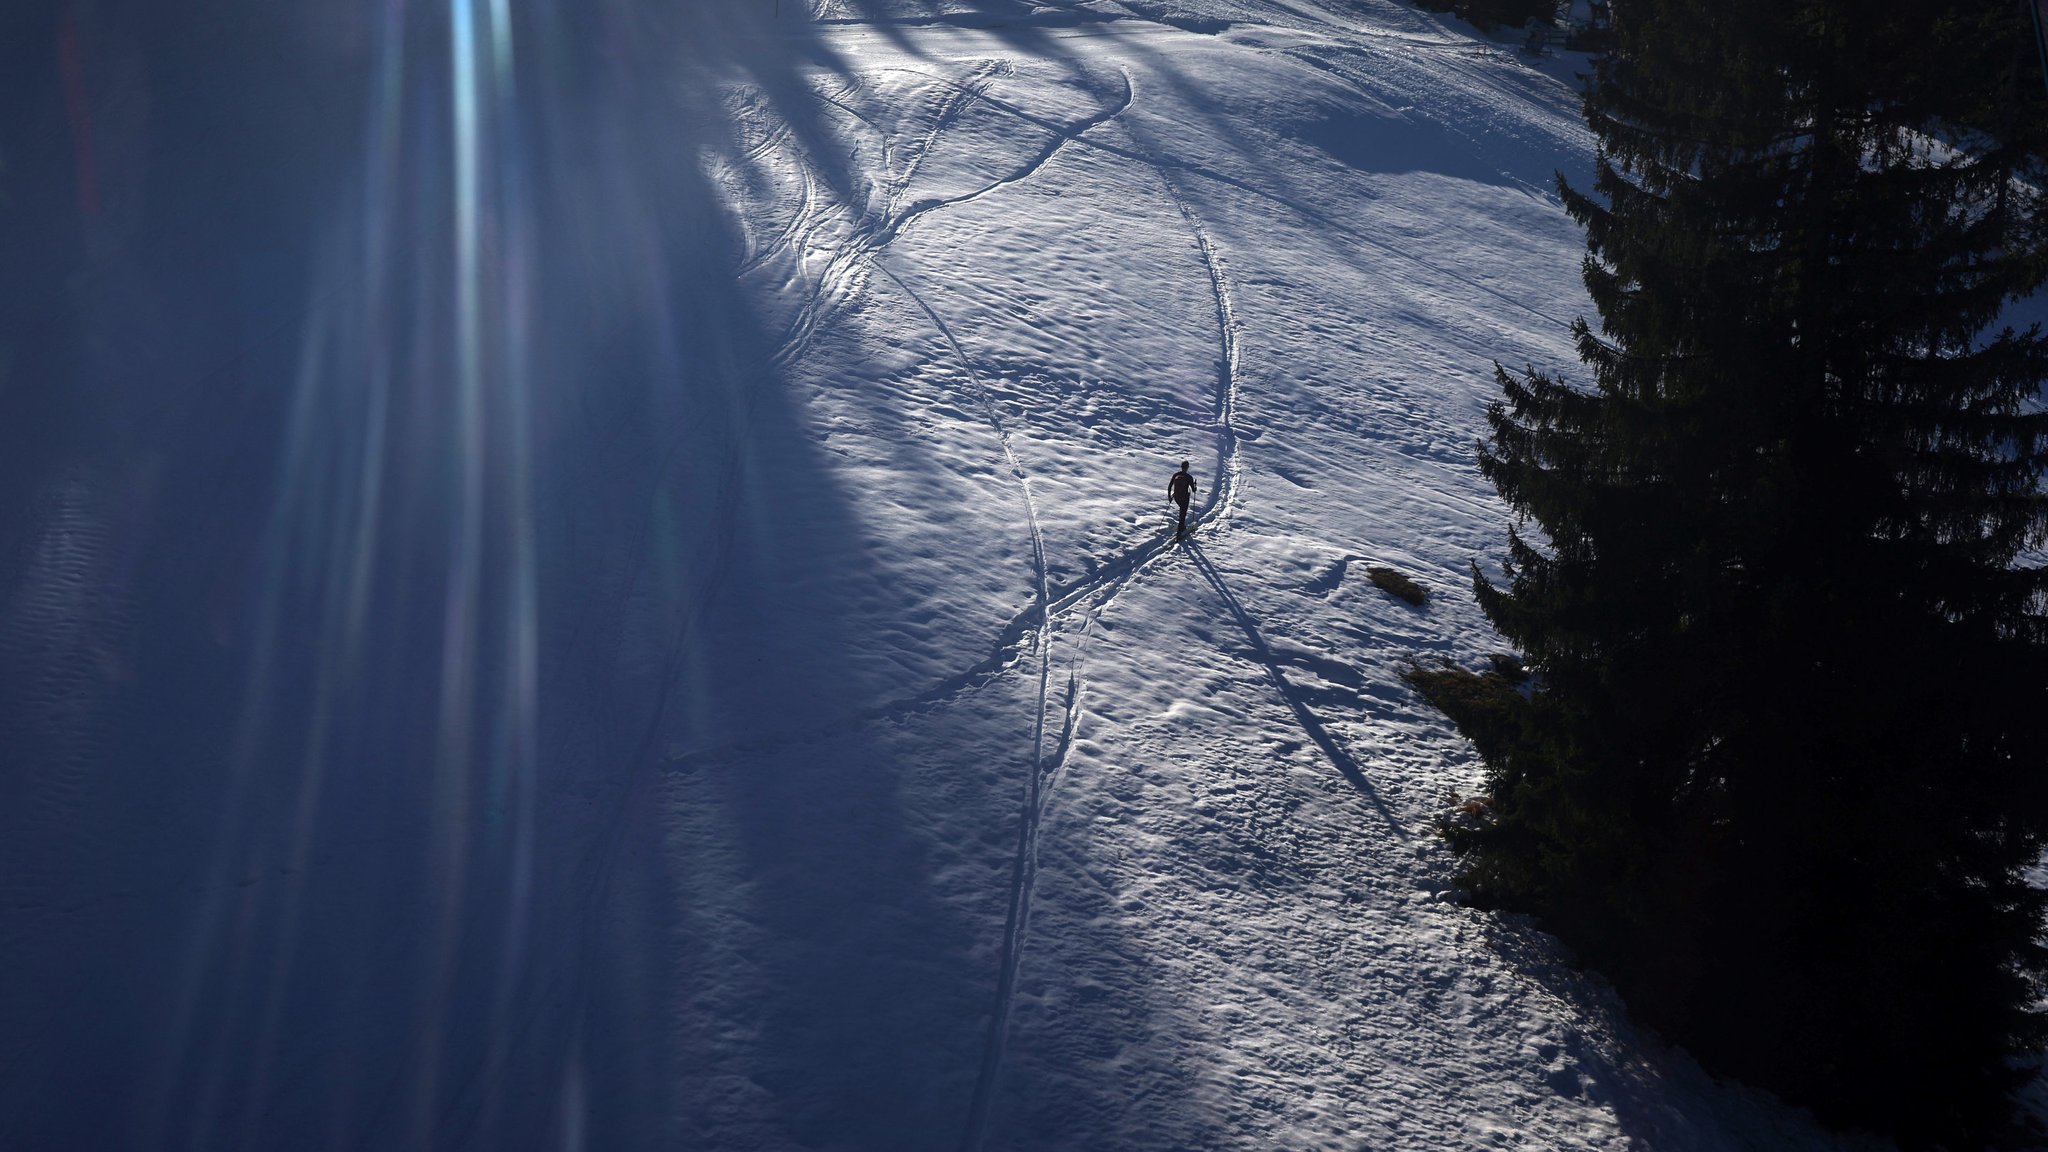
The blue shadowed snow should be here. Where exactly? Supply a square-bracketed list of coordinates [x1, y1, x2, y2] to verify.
[0, 4, 1000, 1148]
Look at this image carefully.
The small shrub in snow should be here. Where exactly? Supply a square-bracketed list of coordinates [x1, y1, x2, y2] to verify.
[1366, 565, 1427, 606]
[1485, 652, 1527, 682]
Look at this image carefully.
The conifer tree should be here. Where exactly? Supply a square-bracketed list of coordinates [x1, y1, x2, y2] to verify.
[1414, 0, 1558, 33]
[1418, 0, 2048, 1141]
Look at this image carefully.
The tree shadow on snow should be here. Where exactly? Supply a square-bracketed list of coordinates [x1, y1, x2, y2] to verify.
[0, 3, 1023, 1150]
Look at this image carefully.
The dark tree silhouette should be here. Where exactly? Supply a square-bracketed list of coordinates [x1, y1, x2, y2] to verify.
[1414, 0, 1559, 33]
[1414, 1, 2048, 1143]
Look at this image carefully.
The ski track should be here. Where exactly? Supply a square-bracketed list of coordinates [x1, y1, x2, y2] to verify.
[863, 257, 1054, 1152]
[727, 66, 1087, 1140]
[964, 64, 1259, 1143]
[763, 64, 1135, 372]
[889, 61, 1011, 216]
[775, 75, 1088, 1139]
[1145, 125, 1241, 530]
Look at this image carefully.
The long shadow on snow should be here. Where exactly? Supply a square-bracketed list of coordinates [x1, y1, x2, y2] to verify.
[0, 4, 995, 1149]
[1186, 541, 1403, 832]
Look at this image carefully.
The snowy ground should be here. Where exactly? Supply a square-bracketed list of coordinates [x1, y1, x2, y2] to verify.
[1, 1, 1897, 1149]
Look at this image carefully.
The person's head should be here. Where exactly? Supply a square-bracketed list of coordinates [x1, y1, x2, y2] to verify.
[1180, 460, 1190, 471]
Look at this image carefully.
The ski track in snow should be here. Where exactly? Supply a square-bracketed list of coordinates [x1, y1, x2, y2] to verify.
[871, 258, 1052, 1152]
[762, 62, 1134, 374]
[961, 87, 1248, 1145]
[733, 57, 1087, 1143]
[838, 67, 1139, 1146]
[855, 249, 1058, 1152]
[1146, 118, 1241, 533]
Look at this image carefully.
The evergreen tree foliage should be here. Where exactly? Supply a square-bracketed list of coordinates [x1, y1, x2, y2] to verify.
[1414, 0, 1559, 34]
[1420, 0, 2048, 1142]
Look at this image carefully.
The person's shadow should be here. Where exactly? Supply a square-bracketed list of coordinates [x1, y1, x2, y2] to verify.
[1183, 540, 1403, 832]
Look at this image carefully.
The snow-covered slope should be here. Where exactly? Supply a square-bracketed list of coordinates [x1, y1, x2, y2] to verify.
[0, 1, 1887, 1148]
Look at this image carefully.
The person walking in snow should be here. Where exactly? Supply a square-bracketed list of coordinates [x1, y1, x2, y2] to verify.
[1168, 460, 1198, 540]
